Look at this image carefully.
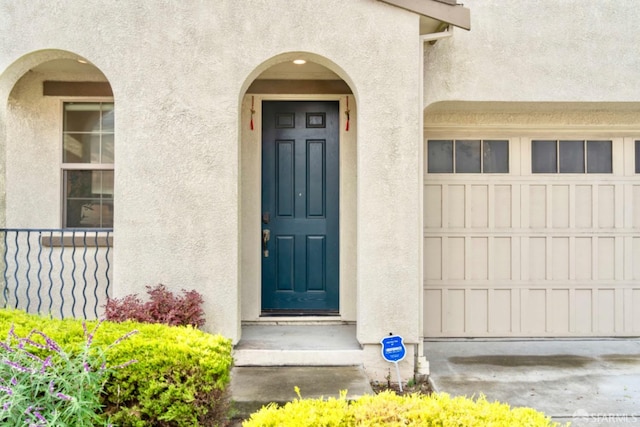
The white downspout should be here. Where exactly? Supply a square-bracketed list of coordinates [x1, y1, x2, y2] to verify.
[415, 27, 452, 381]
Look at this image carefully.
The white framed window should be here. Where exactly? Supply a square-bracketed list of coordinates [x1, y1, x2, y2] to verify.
[62, 101, 114, 228]
[531, 139, 612, 173]
[427, 139, 509, 173]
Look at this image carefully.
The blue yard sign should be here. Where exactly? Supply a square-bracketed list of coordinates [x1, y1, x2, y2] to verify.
[380, 334, 407, 392]
[380, 335, 406, 362]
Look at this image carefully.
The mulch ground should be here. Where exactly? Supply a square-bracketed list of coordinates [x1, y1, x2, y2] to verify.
[370, 378, 433, 396]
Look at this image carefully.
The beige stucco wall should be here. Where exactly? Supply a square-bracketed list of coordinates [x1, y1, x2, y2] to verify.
[424, 0, 640, 107]
[0, 1, 424, 352]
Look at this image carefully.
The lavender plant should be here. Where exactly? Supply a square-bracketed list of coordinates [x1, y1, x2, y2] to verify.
[0, 322, 136, 427]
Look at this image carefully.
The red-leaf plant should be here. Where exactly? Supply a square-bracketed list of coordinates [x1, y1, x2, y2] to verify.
[104, 284, 205, 328]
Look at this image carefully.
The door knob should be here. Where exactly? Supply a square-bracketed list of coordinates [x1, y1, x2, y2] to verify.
[262, 229, 270, 257]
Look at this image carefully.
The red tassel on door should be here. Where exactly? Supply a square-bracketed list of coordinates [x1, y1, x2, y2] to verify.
[345, 96, 350, 131]
[250, 96, 255, 130]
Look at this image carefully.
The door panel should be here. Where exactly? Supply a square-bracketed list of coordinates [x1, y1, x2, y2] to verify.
[262, 101, 339, 312]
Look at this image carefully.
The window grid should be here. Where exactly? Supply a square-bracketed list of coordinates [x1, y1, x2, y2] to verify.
[62, 101, 114, 228]
[427, 139, 509, 174]
[532, 139, 612, 174]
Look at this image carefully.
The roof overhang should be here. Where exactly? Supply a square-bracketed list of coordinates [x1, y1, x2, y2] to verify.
[379, 0, 470, 32]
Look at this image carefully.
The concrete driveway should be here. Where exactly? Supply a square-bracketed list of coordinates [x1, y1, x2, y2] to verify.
[425, 339, 640, 426]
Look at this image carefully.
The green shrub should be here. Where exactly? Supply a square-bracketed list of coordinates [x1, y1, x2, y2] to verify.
[243, 389, 567, 427]
[0, 309, 233, 427]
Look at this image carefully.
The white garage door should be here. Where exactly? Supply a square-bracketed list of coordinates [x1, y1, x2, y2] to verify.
[423, 136, 640, 337]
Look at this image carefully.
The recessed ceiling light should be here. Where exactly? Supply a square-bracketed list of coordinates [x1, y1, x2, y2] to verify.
[293, 59, 306, 65]
[77, 59, 88, 64]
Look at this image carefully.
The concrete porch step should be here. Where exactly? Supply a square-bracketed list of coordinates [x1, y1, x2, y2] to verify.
[234, 324, 364, 366]
[233, 348, 364, 366]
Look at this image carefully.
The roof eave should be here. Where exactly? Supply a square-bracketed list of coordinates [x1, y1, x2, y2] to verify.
[379, 0, 471, 31]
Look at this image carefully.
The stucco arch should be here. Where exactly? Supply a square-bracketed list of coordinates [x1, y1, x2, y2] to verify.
[0, 49, 113, 228]
[238, 51, 359, 103]
[237, 51, 359, 323]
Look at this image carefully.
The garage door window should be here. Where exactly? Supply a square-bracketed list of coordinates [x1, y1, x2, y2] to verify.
[427, 139, 509, 173]
[532, 140, 612, 173]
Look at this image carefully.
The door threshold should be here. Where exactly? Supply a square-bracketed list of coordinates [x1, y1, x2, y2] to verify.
[261, 310, 339, 317]
[244, 317, 349, 325]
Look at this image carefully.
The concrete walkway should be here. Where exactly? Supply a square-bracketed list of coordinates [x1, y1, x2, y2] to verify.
[230, 366, 373, 421]
[426, 339, 640, 426]
[230, 326, 640, 426]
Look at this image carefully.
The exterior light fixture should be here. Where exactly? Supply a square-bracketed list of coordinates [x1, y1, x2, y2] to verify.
[293, 59, 306, 65]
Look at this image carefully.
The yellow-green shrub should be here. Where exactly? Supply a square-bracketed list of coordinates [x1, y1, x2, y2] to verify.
[0, 309, 233, 427]
[244, 389, 567, 427]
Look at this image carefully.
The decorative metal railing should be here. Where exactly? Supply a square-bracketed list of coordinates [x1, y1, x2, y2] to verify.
[0, 229, 113, 320]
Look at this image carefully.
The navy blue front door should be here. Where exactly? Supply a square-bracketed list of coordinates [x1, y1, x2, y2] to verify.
[261, 101, 339, 313]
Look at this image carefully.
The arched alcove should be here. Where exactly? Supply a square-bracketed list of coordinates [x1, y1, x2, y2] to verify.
[238, 52, 359, 324]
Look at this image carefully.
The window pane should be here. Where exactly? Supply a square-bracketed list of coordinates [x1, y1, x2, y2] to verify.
[102, 134, 114, 163]
[101, 103, 115, 132]
[455, 140, 481, 173]
[532, 140, 557, 173]
[63, 134, 101, 163]
[586, 140, 612, 173]
[636, 141, 640, 174]
[559, 140, 585, 173]
[483, 140, 509, 173]
[66, 170, 95, 198]
[428, 140, 453, 173]
[65, 170, 114, 228]
[64, 103, 101, 132]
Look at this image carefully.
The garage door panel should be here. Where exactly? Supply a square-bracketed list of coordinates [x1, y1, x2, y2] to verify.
[599, 185, 616, 228]
[634, 185, 640, 228]
[448, 185, 465, 227]
[424, 185, 442, 228]
[529, 185, 547, 228]
[490, 289, 512, 333]
[552, 185, 569, 228]
[575, 290, 593, 333]
[575, 185, 593, 228]
[494, 185, 512, 228]
[549, 289, 570, 333]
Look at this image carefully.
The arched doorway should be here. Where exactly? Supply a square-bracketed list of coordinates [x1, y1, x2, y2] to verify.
[238, 53, 358, 323]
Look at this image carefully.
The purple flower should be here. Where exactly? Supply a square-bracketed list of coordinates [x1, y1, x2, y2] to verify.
[107, 329, 139, 349]
[32, 331, 61, 353]
[83, 320, 103, 348]
[0, 385, 13, 395]
[4, 360, 32, 373]
[39, 356, 52, 374]
[2, 402, 10, 411]
[11, 377, 17, 386]
[113, 359, 138, 369]
[0, 341, 13, 352]
[48, 380, 55, 394]
[20, 336, 47, 350]
[33, 410, 46, 423]
[55, 392, 72, 401]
